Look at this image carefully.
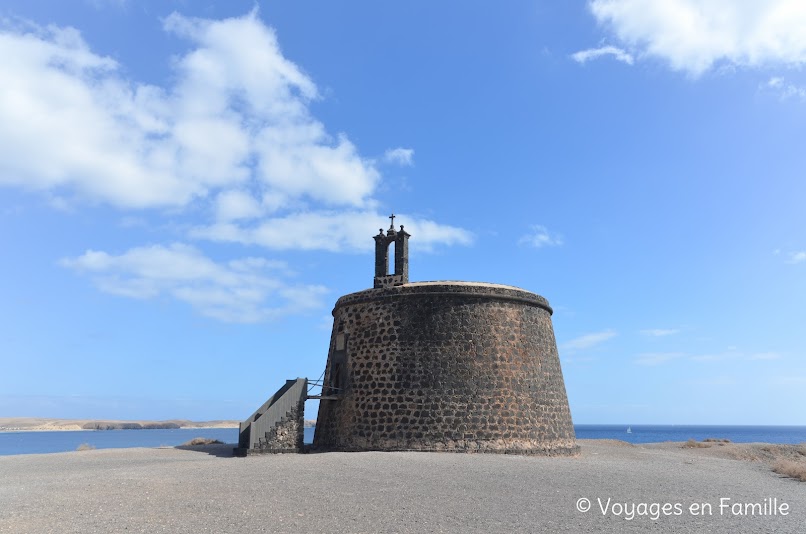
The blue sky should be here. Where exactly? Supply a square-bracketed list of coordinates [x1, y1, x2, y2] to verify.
[1, 0, 805, 425]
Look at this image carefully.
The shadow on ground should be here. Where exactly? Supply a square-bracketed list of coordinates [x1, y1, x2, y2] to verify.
[174, 443, 236, 458]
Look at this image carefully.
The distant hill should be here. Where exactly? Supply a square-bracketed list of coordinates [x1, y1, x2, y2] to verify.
[81, 421, 181, 430]
[0, 418, 239, 432]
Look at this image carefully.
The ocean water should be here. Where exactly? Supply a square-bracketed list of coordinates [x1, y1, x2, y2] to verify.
[574, 424, 806, 445]
[0, 428, 240, 456]
[1, 425, 804, 456]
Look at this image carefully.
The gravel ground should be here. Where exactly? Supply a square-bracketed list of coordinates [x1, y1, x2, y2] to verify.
[0, 440, 804, 533]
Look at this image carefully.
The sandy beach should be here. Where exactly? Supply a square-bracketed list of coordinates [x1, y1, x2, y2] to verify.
[0, 439, 804, 533]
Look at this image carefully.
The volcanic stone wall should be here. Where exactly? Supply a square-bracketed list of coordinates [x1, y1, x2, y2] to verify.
[313, 282, 578, 455]
[248, 401, 306, 454]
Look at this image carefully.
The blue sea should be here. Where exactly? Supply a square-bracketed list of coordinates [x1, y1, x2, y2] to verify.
[574, 424, 806, 445]
[1, 425, 804, 456]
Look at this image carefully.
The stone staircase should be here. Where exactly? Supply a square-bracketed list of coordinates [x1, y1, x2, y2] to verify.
[234, 378, 308, 456]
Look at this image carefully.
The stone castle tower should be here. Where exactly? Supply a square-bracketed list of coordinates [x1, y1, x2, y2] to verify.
[313, 218, 578, 455]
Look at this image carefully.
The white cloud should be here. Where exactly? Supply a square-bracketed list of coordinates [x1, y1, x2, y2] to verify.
[0, 12, 378, 209]
[640, 328, 680, 337]
[383, 147, 415, 166]
[587, 0, 806, 76]
[787, 251, 806, 264]
[404, 216, 476, 252]
[0, 13, 471, 254]
[0, 24, 188, 208]
[766, 77, 806, 100]
[215, 190, 264, 221]
[518, 225, 563, 248]
[191, 211, 474, 253]
[561, 330, 617, 351]
[634, 352, 683, 365]
[60, 243, 327, 322]
[571, 45, 634, 65]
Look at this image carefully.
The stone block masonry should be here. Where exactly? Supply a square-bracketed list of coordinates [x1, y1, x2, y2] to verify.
[314, 282, 579, 455]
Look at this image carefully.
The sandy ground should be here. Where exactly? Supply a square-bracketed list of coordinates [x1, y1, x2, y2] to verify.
[0, 418, 238, 432]
[0, 439, 804, 533]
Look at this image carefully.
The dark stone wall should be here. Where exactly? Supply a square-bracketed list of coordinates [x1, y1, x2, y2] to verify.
[314, 282, 578, 455]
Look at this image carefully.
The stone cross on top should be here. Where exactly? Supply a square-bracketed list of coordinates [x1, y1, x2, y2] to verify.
[373, 215, 410, 288]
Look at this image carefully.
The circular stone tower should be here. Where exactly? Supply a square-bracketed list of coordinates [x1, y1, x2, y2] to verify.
[313, 221, 578, 455]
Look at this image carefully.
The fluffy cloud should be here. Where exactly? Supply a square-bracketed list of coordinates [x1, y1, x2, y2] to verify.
[571, 45, 634, 65]
[60, 243, 327, 322]
[383, 148, 415, 166]
[0, 25, 188, 207]
[214, 190, 264, 222]
[585, 0, 806, 75]
[192, 211, 474, 253]
[0, 11, 378, 208]
[3, 11, 473, 322]
[0, 13, 470, 255]
[561, 330, 617, 351]
[518, 225, 563, 248]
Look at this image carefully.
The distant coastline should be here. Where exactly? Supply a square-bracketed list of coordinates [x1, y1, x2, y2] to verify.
[0, 417, 239, 432]
[0, 417, 319, 432]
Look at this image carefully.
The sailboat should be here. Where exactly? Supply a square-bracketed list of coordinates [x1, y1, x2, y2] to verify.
[626, 426, 632, 434]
